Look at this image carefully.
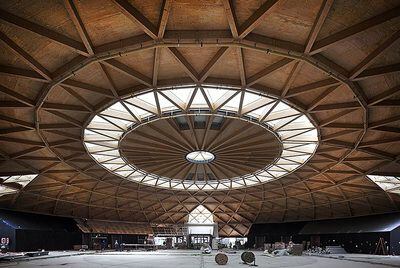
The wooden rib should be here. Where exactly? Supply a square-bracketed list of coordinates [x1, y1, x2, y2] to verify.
[247, 58, 293, 86]
[371, 100, 400, 108]
[0, 31, 51, 80]
[221, 0, 239, 38]
[42, 102, 89, 112]
[62, 79, 113, 97]
[60, 86, 94, 111]
[168, 48, 199, 82]
[237, 48, 246, 86]
[281, 61, 303, 97]
[0, 127, 32, 135]
[238, 0, 279, 38]
[98, 63, 119, 97]
[103, 59, 152, 87]
[286, 78, 340, 97]
[113, 0, 158, 39]
[0, 65, 47, 82]
[0, 114, 34, 129]
[304, 0, 334, 53]
[153, 48, 161, 86]
[350, 30, 400, 79]
[199, 47, 229, 82]
[0, 84, 35, 106]
[354, 63, 400, 80]
[368, 85, 400, 106]
[0, 8, 88, 55]
[307, 85, 339, 111]
[310, 6, 400, 54]
[64, 0, 94, 55]
[157, 0, 171, 38]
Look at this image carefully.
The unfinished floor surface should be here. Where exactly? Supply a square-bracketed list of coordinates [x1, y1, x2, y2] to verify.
[1, 251, 400, 268]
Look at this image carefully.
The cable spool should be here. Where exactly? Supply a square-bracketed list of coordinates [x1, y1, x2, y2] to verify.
[215, 252, 228, 265]
[241, 252, 246, 262]
[241, 251, 255, 264]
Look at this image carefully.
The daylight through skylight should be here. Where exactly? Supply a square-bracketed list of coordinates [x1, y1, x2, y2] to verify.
[84, 85, 319, 191]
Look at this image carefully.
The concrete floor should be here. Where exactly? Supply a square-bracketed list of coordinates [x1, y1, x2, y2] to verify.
[1, 250, 400, 268]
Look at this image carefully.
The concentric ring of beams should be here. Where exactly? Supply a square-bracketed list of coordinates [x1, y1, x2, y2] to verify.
[84, 85, 318, 190]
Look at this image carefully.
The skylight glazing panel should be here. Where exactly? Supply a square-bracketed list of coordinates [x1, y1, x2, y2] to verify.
[191, 89, 208, 108]
[124, 102, 152, 119]
[248, 101, 276, 119]
[84, 84, 319, 191]
[203, 87, 230, 103]
[0, 174, 38, 197]
[221, 93, 241, 112]
[367, 175, 400, 192]
[242, 91, 262, 107]
[172, 87, 195, 103]
[157, 92, 177, 111]
[136, 92, 157, 106]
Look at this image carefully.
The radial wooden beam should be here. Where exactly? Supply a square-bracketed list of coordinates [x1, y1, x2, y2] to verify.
[371, 100, 400, 108]
[0, 127, 32, 135]
[199, 47, 229, 82]
[369, 114, 400, 129]
[310, 6, 400, 54]
[320, 109, 357, 126]
[286, 78, 340, 97]
[0, 65, 47, 82]
[0, 9, 88, 55]
[236, 48, 246, 86]
[247, 58, 293, 86]
[113, 0, 158, 39]
[0, 84, 35, 106]
[311, 102, 360, 112]
[307, 85, 339, 111]
[42, 102, 89, 112]
[0, 31, 52, 81]
[0, 114, 34, 129]
[368, 85, 400, 106]
[168, 48, 199, 82]
[354, 63, 400, 81]
[64, 0, 94, 55]
[60, 86, 94, 111]
[62, 79, 113, 97]
[350, 30, 400, 79]
[221, 0, 239, 38]
[103, 59, 152, 87]
[238, 0, 279, 38]
[157, 0, 171, 38]
[304, 0, 334, 53]
[281, 61, 303, 97]
[98, 63, 119, 97]
[152, 48, 161, 86]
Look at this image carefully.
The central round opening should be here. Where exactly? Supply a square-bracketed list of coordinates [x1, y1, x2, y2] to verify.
[186, 151, 215, 164]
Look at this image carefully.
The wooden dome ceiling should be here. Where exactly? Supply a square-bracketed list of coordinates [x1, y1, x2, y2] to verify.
[0, 0, 400, 236]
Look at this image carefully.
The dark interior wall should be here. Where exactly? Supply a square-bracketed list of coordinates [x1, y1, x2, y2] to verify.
[248, 213, 400, 254]
[391, 226, 400, 255]
[319, 233, 390, 254]
[0, 218, 16, 251]
[247, 221, 308, 248]
[0, 210, 82, 252]
[15, 230, 82, 251]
